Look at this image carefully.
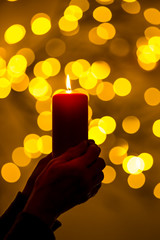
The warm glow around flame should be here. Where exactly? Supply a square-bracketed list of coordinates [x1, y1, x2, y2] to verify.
[66, 74, 71, 92]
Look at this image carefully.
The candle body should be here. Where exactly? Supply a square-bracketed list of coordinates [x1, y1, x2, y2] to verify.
[52, 92, 88, 157]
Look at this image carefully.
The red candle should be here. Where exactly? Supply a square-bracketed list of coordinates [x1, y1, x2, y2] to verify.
[52, 75, 88, 157]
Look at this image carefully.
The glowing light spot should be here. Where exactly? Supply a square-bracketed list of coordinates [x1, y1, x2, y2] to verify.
[29, 77, 49, 98]
[99, 116, 116, 134]
[89, 126, 106, 145]
[36, 84, 52, 101]
[59, 16, 78, 32]
[0, 47, 7, 59]
[137, 59, 157, 71]
[79, 71, 98, 89]
[69, 0, 89, 12]
[65, 61, 78, 80]
[34, 61, 48, 79]
[37, 135, 52, 154]
[127, 173, 145, 189]
[153, 183, 160, 199]
[97, 23, 116, 40]
[137, 45, 159, 64]
[64, 5, 83, 21]
[145, 27, 160, 40]
[72, 61, 84, 77]
[1, 163, 21, 183]
[7, 55, 27, 78]
[123, 0, 136, 2]
[11, 74, 29, 92]
[88, 27, 107, 45]
[37, 111, 52, 131]
[36, 98, 52, 113]
[144, 8, 160, 25]
[4, 24, 26, 44]
[144, 88, 160, 106]
[109, 146, 127, 165]
[93, 6, 112, 22]
[127, 156, 144, 174]
[113, 78, 132, 96]
[96, 0, 114, 5]
[42, 58, 61, 77]
[91, 61, 110, 79]
[123, 155, 134, 174]
[89, 118, 100, 129]
[12, 147, 31, 167]
[88, 105, 93, 121]
[0, 77, 11, 99]
[149, 37, 160, 56]
[102, 165, 116, 184]
[0, 58, 6, 76]
[152, 120, 160, 138]
[138, 153, 153, 171]
[24, 134, 40, 154]
[31, 13, 51, 35]
[136, 37, 148, 48]
[97, 82, 115, 101]
[110, 38, 130, 57]
[17, 48, 35, 66]
[45, 38, 66, 57]
[121, 1, 141, 14]
[122, 116, 140, 134]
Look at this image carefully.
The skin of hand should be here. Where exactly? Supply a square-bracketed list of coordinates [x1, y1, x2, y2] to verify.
[23, 141, 105, 227]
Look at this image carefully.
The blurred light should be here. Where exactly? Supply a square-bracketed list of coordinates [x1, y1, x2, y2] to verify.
[96, 82, 115, 101]
[152, 119, 160, 138]
[122, 116, 140, 134]
[91, 61, 111, 79]
[88, 126, 106, 145]
[96, 0, 114, 5]
[1, 163, 21, 183]
[149, 37, 160, 55]
[89, 118, 101, 128]
[121, 1, 141, 14]
[93, 6, 112, 22]
[31, 13, 51, 35]
[45, 38, 66, 57]
[37, 135, 52, 154]
[109, 146, 127, 165]
[59, 16, 78, 32]
[69, 0, 90, 12]
[144, 27, 160, 40]
[7, 55, 27, 78]
[113, 78, 132, 96]
[79, 70, 98, 89]
[153, 183, 160, 199]
[97, 23, 116, 40]
[88, 27, 107, 45]
[0, 47, 7, 59]
[17, 48, 35, 66]
[123, 0, 136, 2]
[127, 173, 145, 189]
[37, 111, 52, 131]
[138, 153, 153, 171]
[11, 73, 29, 92]
[144, 8, 160, 25]
[12, 147, 31, 167]
[102, 165, 116, 184]
[144, 88, 160, 106]
[123, 155, 135, 174]
[64, 5, 83, 21]
[137, 59, 157, 71]
[98, 116, 116, 134]
[0, 58, 6, 76]
[72, 61, 84, 77]
[65, 61, 78, 80]
[4, 24, 26, 44]
[29, 77, 49, 98]
[36, 98, 52, 113]
[42, 58, 61, 77]
[88, 105, 93, 121]
[127, 156, 144, 174]
[109, 38, 130, 57]
[34, 61, 48, 79]
[24, 134, 40, 154]
[136, 37, 148, 48]
[137, 45, 159, 64]
[0, 77, 11, 99]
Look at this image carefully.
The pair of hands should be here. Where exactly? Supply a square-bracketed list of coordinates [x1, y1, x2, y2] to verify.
[22, 140, 105, 227]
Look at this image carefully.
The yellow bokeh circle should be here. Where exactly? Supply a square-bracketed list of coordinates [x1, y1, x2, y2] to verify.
[96, 82, 115, 101]
[122, 116, 140, 134]
[152, 119, 160, 138]
[31, 13, 51, 35]
[12, 147, 31, 167]
[1, 163, 21, 183]
[109, 146, 127, 165]
[79, 71, 98, 89]
[97, 23, 116, 40]
[127, 173, 145, 189]
[113, 78, 132, 96]
[138, 153, 153, 171]
[91, 61, 111, 79]
[37, 111, 52, 131]
[98, 116, 116, 134]
[37, 135, 52, 154]
[144, 88, 160, 106]
[8, 55, 27, 78]
[88, 126, 106, 145]
[93, 6, 112, 22]
[0, 77, 11, 99]
[102, 165, 116, 184]
[144, 8, 160, 25]
[4, 24, 26, 44]
[153, 183, 160, 199]
[24, 134, 40, 154]
[64, 5, 83, 21]
[29, 77, 49, 98]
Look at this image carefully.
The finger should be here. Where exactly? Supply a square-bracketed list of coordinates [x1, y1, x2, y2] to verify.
[88, 157, 106, 172]
[79, 144, 101, 167]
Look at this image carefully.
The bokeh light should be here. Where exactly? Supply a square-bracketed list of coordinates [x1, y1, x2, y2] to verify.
[1, 163, 21, 183]
[144, 8, 160, 25]
[109, 38, 130, 57]
[144, 88, 160, 106]
[113, 78, 132, 96]
[37, 135, 52, 154]
[45, 38, 66, 57]
[122, 116, 140, 134]
[69, 0, 90, 12]
[96, 82, 115, 101]
[145, 27, 160, 40]
[153, 183, 160, 199]
[17, 48, 35, 66]
[0, 77, 11, 98]
[64, 5, 83, 21]
[59, 16, 78, 33]
[97, 23, 116, 40]
[0, 58, 6, 76]
[88, 27, 107, 45]
[109, 146, 127, 165]
[11, 73, 29, 92]
[7, 55, 27, 79]
[4, 24, 26, 44]
[37, 111, 52, 131]
[93, 6, 112, 22]
[127, 173, 145, 189]
[91, 61, 110, 79]
[12, 147, 31, 167]
[138, 153, 153, 171]
[121, 1, 141, 14]
[36, 98, 52, 113]
[88, 126, 106, 145]
[102, 165, 116, 184]
[29, 77, 49, 98]
[31, 13, 51, 35]
[23, 134, 40, 154]
[98, 116, 116, 134]
[127, 156, 144, 174]
[152, 120, 160, 138]
[42, 58, 61, 77]
[79, 71, 98, 90]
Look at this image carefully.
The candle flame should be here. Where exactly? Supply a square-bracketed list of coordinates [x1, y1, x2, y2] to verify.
[66, 75, 71, 92]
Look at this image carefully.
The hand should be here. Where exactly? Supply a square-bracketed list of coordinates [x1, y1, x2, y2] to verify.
[23, 141, 105, 227]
